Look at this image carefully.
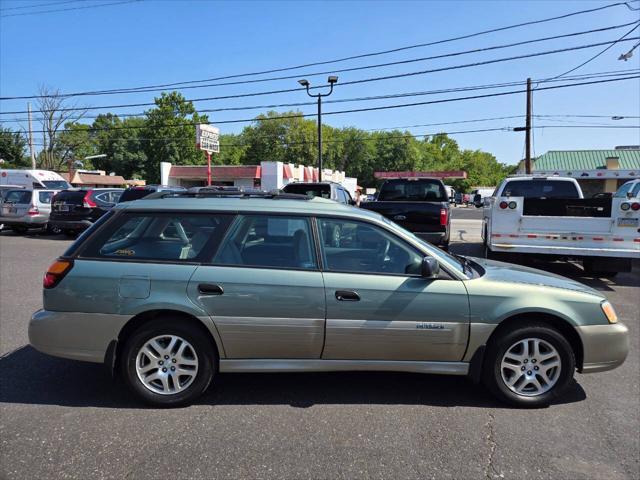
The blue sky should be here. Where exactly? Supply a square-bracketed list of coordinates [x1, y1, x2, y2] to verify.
[1, 0, 639, 165]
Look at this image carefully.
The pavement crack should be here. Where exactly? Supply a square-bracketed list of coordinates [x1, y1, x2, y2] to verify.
[483, 412, 502, 479]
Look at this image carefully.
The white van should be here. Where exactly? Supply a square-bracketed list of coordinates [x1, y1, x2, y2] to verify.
[0, 169, 70, 190]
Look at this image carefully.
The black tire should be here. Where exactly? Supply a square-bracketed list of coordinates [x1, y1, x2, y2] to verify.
[63, 230, 77, 238]
[11, 226, 28, 234]
[46, 224, 62, 235]
[582, 259, 618, 278]
[120, 316, 216, 407]
[482, 322, 575, 408]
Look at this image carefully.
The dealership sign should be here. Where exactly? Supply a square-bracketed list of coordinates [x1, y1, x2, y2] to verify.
[374, 170, 467, 179]
[196, 124, 220, 154]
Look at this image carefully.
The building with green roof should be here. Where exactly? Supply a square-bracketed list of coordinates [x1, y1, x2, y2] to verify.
[516, 147, 640, 196]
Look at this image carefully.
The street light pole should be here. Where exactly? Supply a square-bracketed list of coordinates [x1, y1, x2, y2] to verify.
[298, 76, 338, 182]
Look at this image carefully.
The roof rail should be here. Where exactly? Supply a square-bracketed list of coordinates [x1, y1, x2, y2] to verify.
[143, 189, 311, 201]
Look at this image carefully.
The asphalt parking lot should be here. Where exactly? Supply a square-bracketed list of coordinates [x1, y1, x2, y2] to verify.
[1, 209, 638, 479]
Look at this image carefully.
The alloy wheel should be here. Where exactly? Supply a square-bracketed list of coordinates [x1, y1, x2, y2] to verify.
[500, 338, 561, 397]
[135, 335, 199, 395]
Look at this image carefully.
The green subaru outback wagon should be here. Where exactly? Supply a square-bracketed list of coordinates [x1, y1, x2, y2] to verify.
[29, 191, 628, 407]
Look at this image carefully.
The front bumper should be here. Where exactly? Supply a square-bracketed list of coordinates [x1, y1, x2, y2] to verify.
[576, 323, 629, 373]
[29, 309, 129, 364]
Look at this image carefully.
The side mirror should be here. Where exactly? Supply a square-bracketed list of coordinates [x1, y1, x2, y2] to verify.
[421, 256, 440, 278]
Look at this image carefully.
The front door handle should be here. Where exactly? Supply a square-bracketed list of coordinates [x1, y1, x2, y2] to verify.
[198, 283, 224, 296]
[335, 290, 360, 302]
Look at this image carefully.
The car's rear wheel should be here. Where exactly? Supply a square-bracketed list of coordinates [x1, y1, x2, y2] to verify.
[120, 317, 216, 407]
[483, 323, 575, 407]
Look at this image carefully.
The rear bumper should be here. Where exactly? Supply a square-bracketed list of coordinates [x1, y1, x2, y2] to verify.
[49, 219, 93, 230]
[0, 215, 48, 227]
[489, 242, 639, 258]
[576, 323, 629, 373]
[29, 309, 129, 364]
[414, 231, 448, 245]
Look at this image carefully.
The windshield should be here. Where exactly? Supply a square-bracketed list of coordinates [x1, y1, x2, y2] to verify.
[501, 180, 579, 198]
[614, 181, 640, 198]
[378, 179, 448, 202]
[42, 180, 71, 190]
[282, 184, 331, 199]
[377, 215, 467, 278]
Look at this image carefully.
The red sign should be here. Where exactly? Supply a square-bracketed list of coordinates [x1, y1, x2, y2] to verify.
[374, 170, 467, 179]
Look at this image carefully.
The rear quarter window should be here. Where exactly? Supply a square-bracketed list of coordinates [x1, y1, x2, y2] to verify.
[81, 212, 233, 262]
[38, 191, 55, 203]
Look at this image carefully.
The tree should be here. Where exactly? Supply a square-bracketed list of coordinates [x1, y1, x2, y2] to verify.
[141, 92, 208, 183]
[0, 127, 29, 168]
[36, 85, 87, 170]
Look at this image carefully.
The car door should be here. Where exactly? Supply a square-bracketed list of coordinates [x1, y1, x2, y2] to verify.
[318, 217, 469, 362]
[188, 214, 326, 359]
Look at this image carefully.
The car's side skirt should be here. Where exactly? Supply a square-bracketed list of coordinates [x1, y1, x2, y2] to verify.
[219, 359, 469, 375]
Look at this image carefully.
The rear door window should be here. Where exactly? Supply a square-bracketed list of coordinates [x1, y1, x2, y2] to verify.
[83, 212, 233, 262]
[501, 180, 580, 198]
[213, 215, 317, 270]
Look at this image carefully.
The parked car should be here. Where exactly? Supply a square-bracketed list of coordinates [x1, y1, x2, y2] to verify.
[0, 189, 59, 234]
[482, 176, 638, 275]
[30, 191, 628, 407]
[453, 192, 463, 205]
[118, 185, 186, 203]
[614, 179, 640, 200]
[0, 185, 26, 231]
[282, 181, 355, 204]
[49, 188, 124, 236]
[361, 178, 450, 248]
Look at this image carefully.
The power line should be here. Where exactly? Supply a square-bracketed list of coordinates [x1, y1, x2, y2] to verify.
[5, 22, 636, 100]
[3, 70, 636, 123]
[21, 74, 640, 135]
[548, 22, 640, 80]
[15, 0, 633, 95]
[28, 124, 639, 149]
[0, 0, 88, 12]
[0, 0, 143, 18]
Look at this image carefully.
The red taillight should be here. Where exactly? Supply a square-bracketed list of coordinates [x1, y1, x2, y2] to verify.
[632, 202, 640, 211]
[440, 208, 448, 226]
[43, 259, 73, 289]
[27, 205, 39, 216]
[499, 201, 508, 209]
[83, 190, 96, 208]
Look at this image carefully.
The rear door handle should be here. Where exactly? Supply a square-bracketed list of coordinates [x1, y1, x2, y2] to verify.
[335, 290, 360, 302]
[198, 283, 224, 295]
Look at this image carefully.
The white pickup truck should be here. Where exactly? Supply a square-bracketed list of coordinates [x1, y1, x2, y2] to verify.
[482, 176, 639, 276]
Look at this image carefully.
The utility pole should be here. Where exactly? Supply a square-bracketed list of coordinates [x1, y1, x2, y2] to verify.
[317, 96, 322, 181]
[525, 77, 532, 174]
[27, 103, 36, 168]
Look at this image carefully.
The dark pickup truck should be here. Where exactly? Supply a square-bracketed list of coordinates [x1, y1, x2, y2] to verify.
[361, 178, 450, 248]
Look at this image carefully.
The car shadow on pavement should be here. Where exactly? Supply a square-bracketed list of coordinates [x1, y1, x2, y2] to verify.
[0, 345, 586, 410]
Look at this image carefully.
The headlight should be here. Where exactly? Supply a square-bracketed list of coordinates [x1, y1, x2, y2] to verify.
[601, 301, 618, 324]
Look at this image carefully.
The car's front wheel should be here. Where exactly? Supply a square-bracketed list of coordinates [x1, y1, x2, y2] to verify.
[483, 323, 575, 407]
[120, 317, 216, 407]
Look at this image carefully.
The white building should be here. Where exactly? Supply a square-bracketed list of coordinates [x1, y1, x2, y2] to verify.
[160, 161, 358, 196]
